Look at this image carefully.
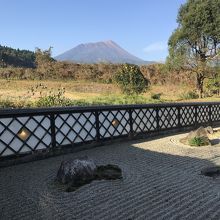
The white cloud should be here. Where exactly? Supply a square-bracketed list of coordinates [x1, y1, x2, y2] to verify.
[143, 41, 168, 53]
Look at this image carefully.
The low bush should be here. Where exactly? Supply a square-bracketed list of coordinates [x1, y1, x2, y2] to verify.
[34, 95, 73, 107]
[0, 99, 32, 108]
[151, 93, 162, 100]
[180, 91, 199, 100]
[188, 137, 209, 146]
[114, 64, 149, 95]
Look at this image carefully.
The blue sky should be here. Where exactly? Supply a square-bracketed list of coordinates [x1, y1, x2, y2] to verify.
[0, 0, 186, 61]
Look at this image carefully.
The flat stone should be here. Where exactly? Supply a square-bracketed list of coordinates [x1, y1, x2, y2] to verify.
[201, 166, 220, 177]
[95, 164, 122, 180]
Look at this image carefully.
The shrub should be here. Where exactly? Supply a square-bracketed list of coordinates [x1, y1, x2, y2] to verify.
[205, 77, 220, 96]
[0, 98, 32, 108]
[114, 64, 149, 95]
[34, 95, 72, 107]
[27, 84, 73, 107]
[188, 137, 209, 146]
[151, 93, 162, 100]
[180, 91, 199, 100]
[34, 88, 73, 107]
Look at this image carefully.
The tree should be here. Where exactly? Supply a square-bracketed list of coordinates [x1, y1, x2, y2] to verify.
[0, 45, 35, 68]
[35, 47, 55, 78]
[205, 65, 220, 95]
[167, 0, 220, 98]
[114, 63, 149, 95]
[35, 47, 54, 67]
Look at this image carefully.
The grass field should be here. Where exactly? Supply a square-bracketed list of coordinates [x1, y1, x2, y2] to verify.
[0, 79, 219, 108]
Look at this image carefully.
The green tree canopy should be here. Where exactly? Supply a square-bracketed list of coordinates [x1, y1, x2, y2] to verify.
[167, 0, 220, 97]
[114, 63, 149, 95]
[0, 45, 35, 68]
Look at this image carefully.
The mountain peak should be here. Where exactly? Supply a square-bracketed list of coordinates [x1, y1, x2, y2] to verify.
[103, 40, 117, 45]
[55, 40, 153, 65]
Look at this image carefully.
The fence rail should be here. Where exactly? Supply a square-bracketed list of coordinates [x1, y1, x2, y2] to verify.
[0, 102, 220, 159]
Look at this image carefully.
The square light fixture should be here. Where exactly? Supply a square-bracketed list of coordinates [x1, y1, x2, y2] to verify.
[17, 127, 31, 141]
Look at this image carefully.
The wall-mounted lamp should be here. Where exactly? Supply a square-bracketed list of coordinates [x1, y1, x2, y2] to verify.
[17, 127, 30, 141]
[112, 119, 120, 128]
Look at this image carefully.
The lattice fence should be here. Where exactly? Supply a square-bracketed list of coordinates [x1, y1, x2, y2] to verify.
[0, 102, 219, 158]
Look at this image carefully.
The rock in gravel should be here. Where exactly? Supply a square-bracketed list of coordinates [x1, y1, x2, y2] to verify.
[56, 158, 122, 192]
[201, 166, 220, 177]
[205, 126, 214, 134]
[56, 157, 97, 184]
[188, 126, 208, 139]
[180, 126, 210, 145]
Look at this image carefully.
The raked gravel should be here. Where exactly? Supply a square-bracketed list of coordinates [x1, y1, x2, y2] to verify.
[1, 132, 220, 220]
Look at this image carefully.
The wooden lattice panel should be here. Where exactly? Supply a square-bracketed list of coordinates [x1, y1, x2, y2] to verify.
[99, 110, 130, 138]
[211, 105, 220, 122]
[0, 116, 51, 156]
[197, 105, 210, 123]
[158, 107, 178, 129]
[55, 112, 96, 145]
[132, 108, 157, 133]
[180, 106, 196, 126]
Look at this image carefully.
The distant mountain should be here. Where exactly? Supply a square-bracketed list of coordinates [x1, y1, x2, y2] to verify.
[55, 40, 154, 65]
[0, 45, 35, 68]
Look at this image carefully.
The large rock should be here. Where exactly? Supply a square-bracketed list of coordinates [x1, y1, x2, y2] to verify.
[180, 126, 210, 146]
[205, 126, 214, 134]
[56, 158, 122, 192]
[56, 157, 97, 184]
[188, 126, 208, 139]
